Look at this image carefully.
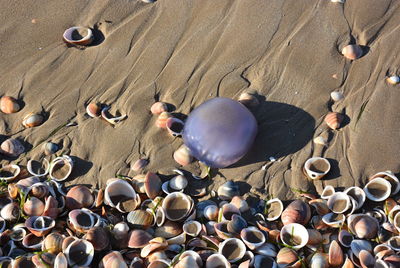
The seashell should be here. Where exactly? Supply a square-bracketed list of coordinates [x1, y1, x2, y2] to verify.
[42, 142, 59, 155]
[154, 220, 182, 238]
[131, 158, 149, 172]
[23, 196, 45, 216]
[131, 174, 147, 193]
[173, 145, 193, 166]
[25, 216, 55, 237]
[183, 220, 202, 237]
[112, 222, 129, 239]
[227, 214, 247, 234]
[370, 171, 400, 196]
[156, 112, 172, 129]
[9, 224, 26, 241]
[166, 117, 184, 137]
[322, 212, 345, 228]
[359, 250, 375, 268]
[127, 210, 154, 229]
[325, 112, 344, 130]
[104, 179, 138, 212]
[387, 75, 400, 85]
[0, 164, 20, 182]
[330, 91, 344, 102]
[66, 185, 94, 209]
[264, 198, 283, 221]
[309, 253, 328, 268]
[187, 238, 208, 248]
[280, 223, 309, 249]
[63, 26, 94, 46]
[0, 138, 25, 157]
[374, 244, 392, 256]
[42, 195, 60, 219]
[151, 102, 168, 115]
[86, 103, 101, 118]
[0, 96, 20, 114]
[321, 185, 335, 199]
[240, 226, 266, 250]
[204, 221, 216, 235]
[331, 0, 345, 3]
[8, 183, 20, 199]
[30, 183, 50, 199]
[281, 200, 311, 225]
[42, 233, 64, 254]
[64, 239, 94, 266]
[179, 251, 203, 267]
[350, 239, 372, 258]
[169, 175, 188, 191]
[276, 247, 298, 266]
[388, 205, 400, 225]
[238, 92, 259, 108]
[22, 233, 43, 249]
[68, 209, 96, 233]
[0, 202, 20, 222]
[203, 205, 219, 221]
[217, 181, 240, 201]
[0, 216, 6, 233]
[341, 44, 363, 60]
[54, 252, 68, 268]
[344, 186, 366, 210]
[85, 226, 110, 251]
[128, 229, 153, 248]
[230, 196, 249, 213]
[167, 232, 186, 245]
[206, 253, 230, 268]
[338, 230, 353, 247]
[27, 159, 49, 177]
[329, 240, 344, 266]
[387, 236, 400, 251]
[101, 106, 127, 125]
[22, 113, 44, 128]
[162, 192, 193, 221]
[221, 203, 241, 221]
[144, 172, 162, 199]
[304, 157, 331, 180]
[313, 136, 327, 146]
[214, 221, 234, 240]
[309, 199, 330, 216]
[175, 256, 200, 268]
[218, 238, 246, 263]
[364, 177, 391, 202]
[13, 255, 36, 267]
[374, 259, 389, 268]
[252, 255, 277, 268]
[49, 155, 73, 181]
[306, 229, 323, 247]
[327, 192, 351, 214]
[148, 259, 171, 268]
[384, 253, 400, 267]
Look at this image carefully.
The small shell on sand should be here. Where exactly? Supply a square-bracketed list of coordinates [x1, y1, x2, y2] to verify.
[142, 0, 157, 3]
[63, 26, 93, 46]
[173, 145, 193, 166]
[330, 91, 344, 102]
[151, 102, 168, 115]
[22, 113, 44, 128]
[387, 75, 400, 85]
[238, 92, 259, 108]
[324, 112, 344, 130]
[341, 45, 363, 60]
[131, 159, 149, 171]
[43, 142, 59, 155]
[156, 112, 172, 129]
[0, 96, 20, 114]
[86, 103, 101, 118]
[313, 136, 327, 146]
[331, 0, 345, 3]
[0, 138, 25, 157]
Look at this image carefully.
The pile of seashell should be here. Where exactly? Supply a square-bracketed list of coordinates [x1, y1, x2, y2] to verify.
[0, 151, 400, 268]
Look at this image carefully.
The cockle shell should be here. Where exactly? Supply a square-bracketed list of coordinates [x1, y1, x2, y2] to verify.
[364, 177, 392, 202]
[145, 172, 162, 199]
[154, 220, 182, 238]
[49, 155, 73, 181]
[173, 145, 193, 166]
[86, 103, 101, 118]
[101, 106, 127, 125]
[280, 223, 309, 249]
[166, 117, 184, 137]
[128, 229, 153, 248]
[66, 185, 94, 209]
[238, 92, 259, 108]
[281, 200, 311, 225]
[240, 226, 266, 250]
[127, 210, 154, 229]
[307, 229, 323, 247]
[370, 171, 400, 196]
[54, 252, 68, 268]
[324, 112, 344, 130]
[104, 179, 139, 212]
[151, 102, 168, 115]
[387, 75, 400, 85]
[42, 233, 64, 254]
[276, 247, 298, 266]
[85, 226, 110, 251]
[141, 237, 169, 258]
[0, 164, 20, 182]
[25, 216, 55, 237]
[0, 96, 20, 114]
[230, 196, 249, 213]
[342, 44, 363, 60]
[22, 113, 44, 128]
[183, 220, 202, 237]
[0, 138, 25, 157]
[42, 195, 60, 219]
[217, 181, 240, 201]
[112, 222, 129, 239]
[162, 192, 193, 221]
[64, 239, 94, 266]
[156, 112, 172, 129]
[327, 192, 351, 214]
[23, 197, 45, 216]
[304, 157, 331, 180]
[219, 238, 246, 263]
[264, 198, 283, 221]
[330, 91, 344, 102]
[10, 224, 26, 241]
[63, 26, 94, 46]
[100, 251, 127, 268]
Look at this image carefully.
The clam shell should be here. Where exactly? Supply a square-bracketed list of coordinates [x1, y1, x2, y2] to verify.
[42, 142, 59, 155]
[25, 216, 55, 237]
[148, 259, 171, 268]
[218, 238, 246, 263]
[304, 157, 331, 179]
[68, 209, 96, 233]
[156, 112, 172, 129]
[86, 103, 101, 118]
[350, 239, 372, 258]
[173, 145, 193, 166]
[42, 233, 64, 254]
[0, 164, 20, 182]
[85, 226, 110, 251]
[0, 138, 25, 157]
[183, 220, 202, 237]
[309, 199, 330, 216]
[23, 196, 45, 216]
[276, 247, 298, 266]
[387, 75, 400, 85]
[321, 185, 335, 199]
[206, 253, 231, 268]
[264, 198, 283, 221]
[145, 172, 162, 199]
[322, 212, 345, 228]
[280, 223, 309, 249]
[359, 250, 375, 268]
[238, 92, 259, 108]
[131, 158, 149, 172]
[27, 158, 49, 177]
[387, 236, 400, 251]
[54, 252, 68, 268]
[151, 102, 168, 115]
[341, 44, 363, 60]
[309, 253, 328, 268]
[155, 207, 166, 226]
[63, 26, 94, 46]
[338, 230, 353, 247]
[281, 200, 311, 225]
[330, 91, 344, 102]
[166, 117, 184, 137]
[10, 224, 26, 241]
[104, 179, 138, 211]
[179, 251, 203, 267]
[162, 192, 193, 221]
[167, 232, 186, 245]
[329, 240, 344, 266]
[370, 171, 400, 196]
[240, 226, 266, 250]
[141, 238, 168, 258]
[203, 205, 219, 221]
[0, 96, 20, 114]
[394, 212, 400, 233]
[0, 202, 20, 222]
[22, 113, 44, 128]
[22, 233, 43, 249]
[252, 255, 277, 268]
[388, 205, 400, 224]
[154, 220, 182, 238]
[169, 175, 188, 191]
[217, 181, 240, 201]
[344, 186, 366, 210]
[306, 229, 323, 247]
[101, 106, 127, 125]
[327, 192, 351, 214]
[42, 195, 60, 219]
[221, 203, 241, 221]
[49, 155, 73, 181]
[364, 177, 391, 202]
[324, 112, 344, 130]
[64, 239, 94, 266]
[112, 222, 129, 238]
[30, 182, 50, 199]
[128, 230, 153, 248]
[66, 185, 94, 209]
[227, 214, 247, 234]
[127, 210, 154, 229]
[214, 221, 234, 240]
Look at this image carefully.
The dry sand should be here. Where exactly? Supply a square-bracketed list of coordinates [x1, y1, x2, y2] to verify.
[1, 0, 400, 201]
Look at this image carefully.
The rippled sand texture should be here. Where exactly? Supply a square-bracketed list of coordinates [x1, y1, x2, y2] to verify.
[1, 0, 399, 199]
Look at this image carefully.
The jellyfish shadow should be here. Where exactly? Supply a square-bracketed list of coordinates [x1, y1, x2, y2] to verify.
[230, 98, 316, 168]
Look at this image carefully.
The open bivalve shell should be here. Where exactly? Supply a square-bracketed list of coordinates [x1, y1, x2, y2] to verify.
[264, 198, 283, 221]
[304, 157, 331, 180]
[218, 238, 246, 263]
[321, 185, 335, 200]
[370, 171, 400, 196]
[364, 177, 392, 202]
[183, 220, 202, 237]
[240, 226, 266, 250]
[347, 214, 379, 239]
[162, 192, 193, 221]
[280, 223, 309, 249]
[63, 26, 94, 46]
[206, 254, 230, 268]
[27, 159, 49, 177]
[338, 230, 353, 248]
[22, 233, 43, 249]
[166, 117, 184, 137]
[68, 209, 100, 233]
[49, 155, 73, 181]
[104, 179, 139, 212]
[127, 209, 154, 229]
[64, 239, 94, 266]
[327, 192, 351, 214]
[387, 236, 400, 251]
[344, 186, 366, 210]
[25, 216, 55, 237]
[0, 164, 20, 182]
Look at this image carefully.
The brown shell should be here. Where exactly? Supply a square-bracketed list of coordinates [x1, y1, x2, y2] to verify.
[0, 96, 20, 114]
[276, 247, 298, 265]
[86, 103, 101, 118]
[156, 112, 172, 128]
[328, 240, 344, 267]
[281, 200, 311, 225]
[23, 197, 45, 216]
[324, 112, 344, 130]
[66, 185, 94, 209]
[128, 230, 153, 248]
[173, 145, 193, 166]
[144, 172, 161, 199]
[85, 226, 110, 251]
[342, 45, 363, 60]
[43, 233, 64, 254]
[132, 159, 149, 172]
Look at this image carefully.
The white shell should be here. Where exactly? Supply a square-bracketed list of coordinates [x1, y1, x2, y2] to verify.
[265, 198, 283, 221]
[169, 175, 188, 191]
[393, 212, 400, 233]
[304, 157, 331, 180]
[330, 91, 344, 102]
[104, 179, 138, 213]
[280, 223, 309, 249]
[322, 213, 345, 228]
[370, 171, 400, 195]
[183, 220, 202, 237]
[101, 106, 127, 125]
[54, 252, 68, 268]
[240, 226, 266, 250]
[206, 254, 230, 268]
[49, 155, 73, 181]
[387, 75, 400, 85]
[27, 159, 49, 177]
[321, 185, 335, 200]
[0, 164, 20, 182]
[363, 177, 391, 202]
[65, 239, 94, 266]
[63, 26, 93, 46]
[203, 205, 219, 221]
[344, 186, 366, 210]
[218, 238, 246, 263]
[327, 192, 351, 214]
[389, 205, 400, 224]
[166, 117, 184, 137]
[387, 236, 400, 251]
[331, 0, 345, 3]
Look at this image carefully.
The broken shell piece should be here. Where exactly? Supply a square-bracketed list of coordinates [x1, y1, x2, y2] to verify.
[101, 106, 127, 125]
[173, 145, 193, 166]
[156, 112, 172, 129]
[387, 75, 400, 85]
[219, 238, 246, 263]
[151, 102, 168, 115]
[364, 177, 392, 202]
[324, 112, 344, 130]
[304, 157, 331, 180]
[238, 92, 259, 108]
[22, 113, 44, 128]
[63, 26, 94, 46]
[280, 223, 309, 249]
[321, 185, 335, 199]
[183, 220, 202, 237]
[86, 103, 101, 118]
[313, 136, 327, 146]
[49, 155, 73, 181]
[64, 239, 94, 266]
[265, 198, 283, 221]
[25, 216, 55, 237]
[342, 44, 363, 60]
[0, 164, 20, 182]
[330, 91, 344, 102]
[166, 118, 184, 137]
[327, 192, 351, 214]
[0, 96, 20, 114]
[0, 138, 25, 157]
[27, 159, 49, 177]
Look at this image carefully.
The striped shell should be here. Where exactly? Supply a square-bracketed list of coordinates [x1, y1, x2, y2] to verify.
[22, 113, 44, 128]
[324, 112, 343, 130]
[341, 45, 363, 60]
[0, 96, 20, 114]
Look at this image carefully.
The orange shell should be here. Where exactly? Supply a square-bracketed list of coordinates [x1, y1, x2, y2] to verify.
[281, 200, 311, 225]
[324, 112, 343, 130]
[0, 96, 20, 114]
[156, 112, 172, 129]
[86, 103, 101, 118]
[150, 102, 168, 115]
